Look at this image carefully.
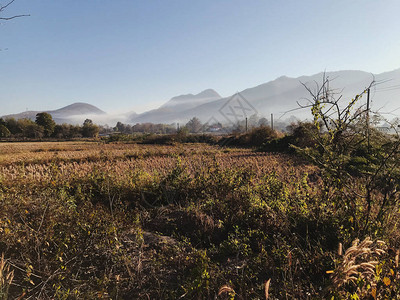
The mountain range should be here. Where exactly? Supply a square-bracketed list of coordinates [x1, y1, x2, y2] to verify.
[3, 68, 400, 126]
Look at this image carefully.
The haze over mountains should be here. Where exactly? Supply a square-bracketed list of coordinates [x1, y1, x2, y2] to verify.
[3, 103, 106, 125]
[3, 68, 400, 126]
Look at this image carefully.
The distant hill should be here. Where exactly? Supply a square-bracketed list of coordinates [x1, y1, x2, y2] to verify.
[51, 103, 105, 117]
[2, 102, 106, 124]
[161, 89, 222, 111]
[128, 68, 400, 125]
[3, 68, 400, 126]
[130, 89, 222, 124]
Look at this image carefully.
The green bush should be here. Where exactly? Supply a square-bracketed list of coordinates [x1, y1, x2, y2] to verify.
[219, 125, 278, 147]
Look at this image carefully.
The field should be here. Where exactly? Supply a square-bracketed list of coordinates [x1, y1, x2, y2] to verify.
[0, 140, 399, 299]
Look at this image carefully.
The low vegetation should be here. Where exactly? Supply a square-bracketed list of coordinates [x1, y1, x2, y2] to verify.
[2, 80, 400, 299]
[0, 132, 399, 299]
[0, 142, 319, 299]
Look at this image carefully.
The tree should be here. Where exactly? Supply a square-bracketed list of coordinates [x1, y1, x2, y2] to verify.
[52, 124, 83, 139]
[248, 113, 259, 128]
[0, 118, 10, 137]
[185, 117, 203, 133]
[83, 119, 93, 125]
[258, 117, 269, 127]
[5, 118, 20, 135]
[114, 121, 125, 133]
[0, 124, 10, 137]
[53, 124, 70, 139]
[35, 112, 56, 137]
[1, 1, 29, 52]
[176, 126, 189, 140]
[82, 119, 99, 138]
[297, 75, 400, 235]
[0, 0, 30, 21]
[15, 118, 43, 138]
[25, 123, 44, 138]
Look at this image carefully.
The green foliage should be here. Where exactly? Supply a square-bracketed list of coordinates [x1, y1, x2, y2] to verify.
[52, 123, 82, 139]
[15, 118, 44, 138]
[260, 121, 321, 153]
[1, 117, 101, 140]
[105, 133, 136, 142]
[220, 125, 278, 147]
[35, 112, 56, 137]
[291, 77, 400, 236]
[176, 126, 189, 139]
[4, 118, 20, 135]
[246, 125, 278, 146]
[0, 124, 10, 138]
[82, 119, 99, 138]
[136, 132, 218, 145]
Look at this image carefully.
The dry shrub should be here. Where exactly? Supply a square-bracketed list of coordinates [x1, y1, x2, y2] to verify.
[0, 253, 14, 300]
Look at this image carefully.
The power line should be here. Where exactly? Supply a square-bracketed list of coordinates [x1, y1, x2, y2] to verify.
[375, 84, 400, 90]
[374, 87, 400, 93]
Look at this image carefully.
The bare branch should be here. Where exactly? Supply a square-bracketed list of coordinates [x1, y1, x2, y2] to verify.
[0, 14, 29, 20]
[0, 0, 30, 20]
[0, 0, 17, 11]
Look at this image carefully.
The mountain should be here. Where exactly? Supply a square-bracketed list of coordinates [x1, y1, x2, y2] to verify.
[129, 68, 400, 125]
[131, 89, 222, 123]
[2, 102, 106, 124]
[51, 103, 105, 117]
[4, 68, 400, 127]
[161, 89, 221, 111]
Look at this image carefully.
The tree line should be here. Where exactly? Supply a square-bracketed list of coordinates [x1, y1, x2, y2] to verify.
[113, 115, 279, 135]
[0, 113, 99, 139]
[0, 113, 282, 140]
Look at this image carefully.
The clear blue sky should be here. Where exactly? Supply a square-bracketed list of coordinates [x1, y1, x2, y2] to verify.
[1, 0, 400, 115]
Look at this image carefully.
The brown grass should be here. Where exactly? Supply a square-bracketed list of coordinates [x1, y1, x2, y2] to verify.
[0, 142, 317, 187]
[0, 253, 14, 300]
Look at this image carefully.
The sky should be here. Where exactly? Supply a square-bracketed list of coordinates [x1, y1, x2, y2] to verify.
[1, 0, 400, 116]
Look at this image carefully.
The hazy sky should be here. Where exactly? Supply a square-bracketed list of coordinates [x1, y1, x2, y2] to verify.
[1, 0, 400, 115]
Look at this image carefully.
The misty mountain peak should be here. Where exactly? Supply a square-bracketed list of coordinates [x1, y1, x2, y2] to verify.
[169, 89, 221, 102]
[276, 75, 290, 80]
[160, 89, 222, 112]
[196, 89, 221, 98]
[1, 102, 107, 125]
[54, 102, 106, 115]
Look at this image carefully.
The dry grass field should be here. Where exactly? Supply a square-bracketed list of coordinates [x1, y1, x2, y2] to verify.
[0, 141, 399, 299]
[0, 141, 315, 183]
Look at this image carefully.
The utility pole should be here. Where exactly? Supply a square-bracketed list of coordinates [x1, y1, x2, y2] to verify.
[365, 87, 371, 233]
[366, 88, 370, 151]
[271, 113, 274, 131]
